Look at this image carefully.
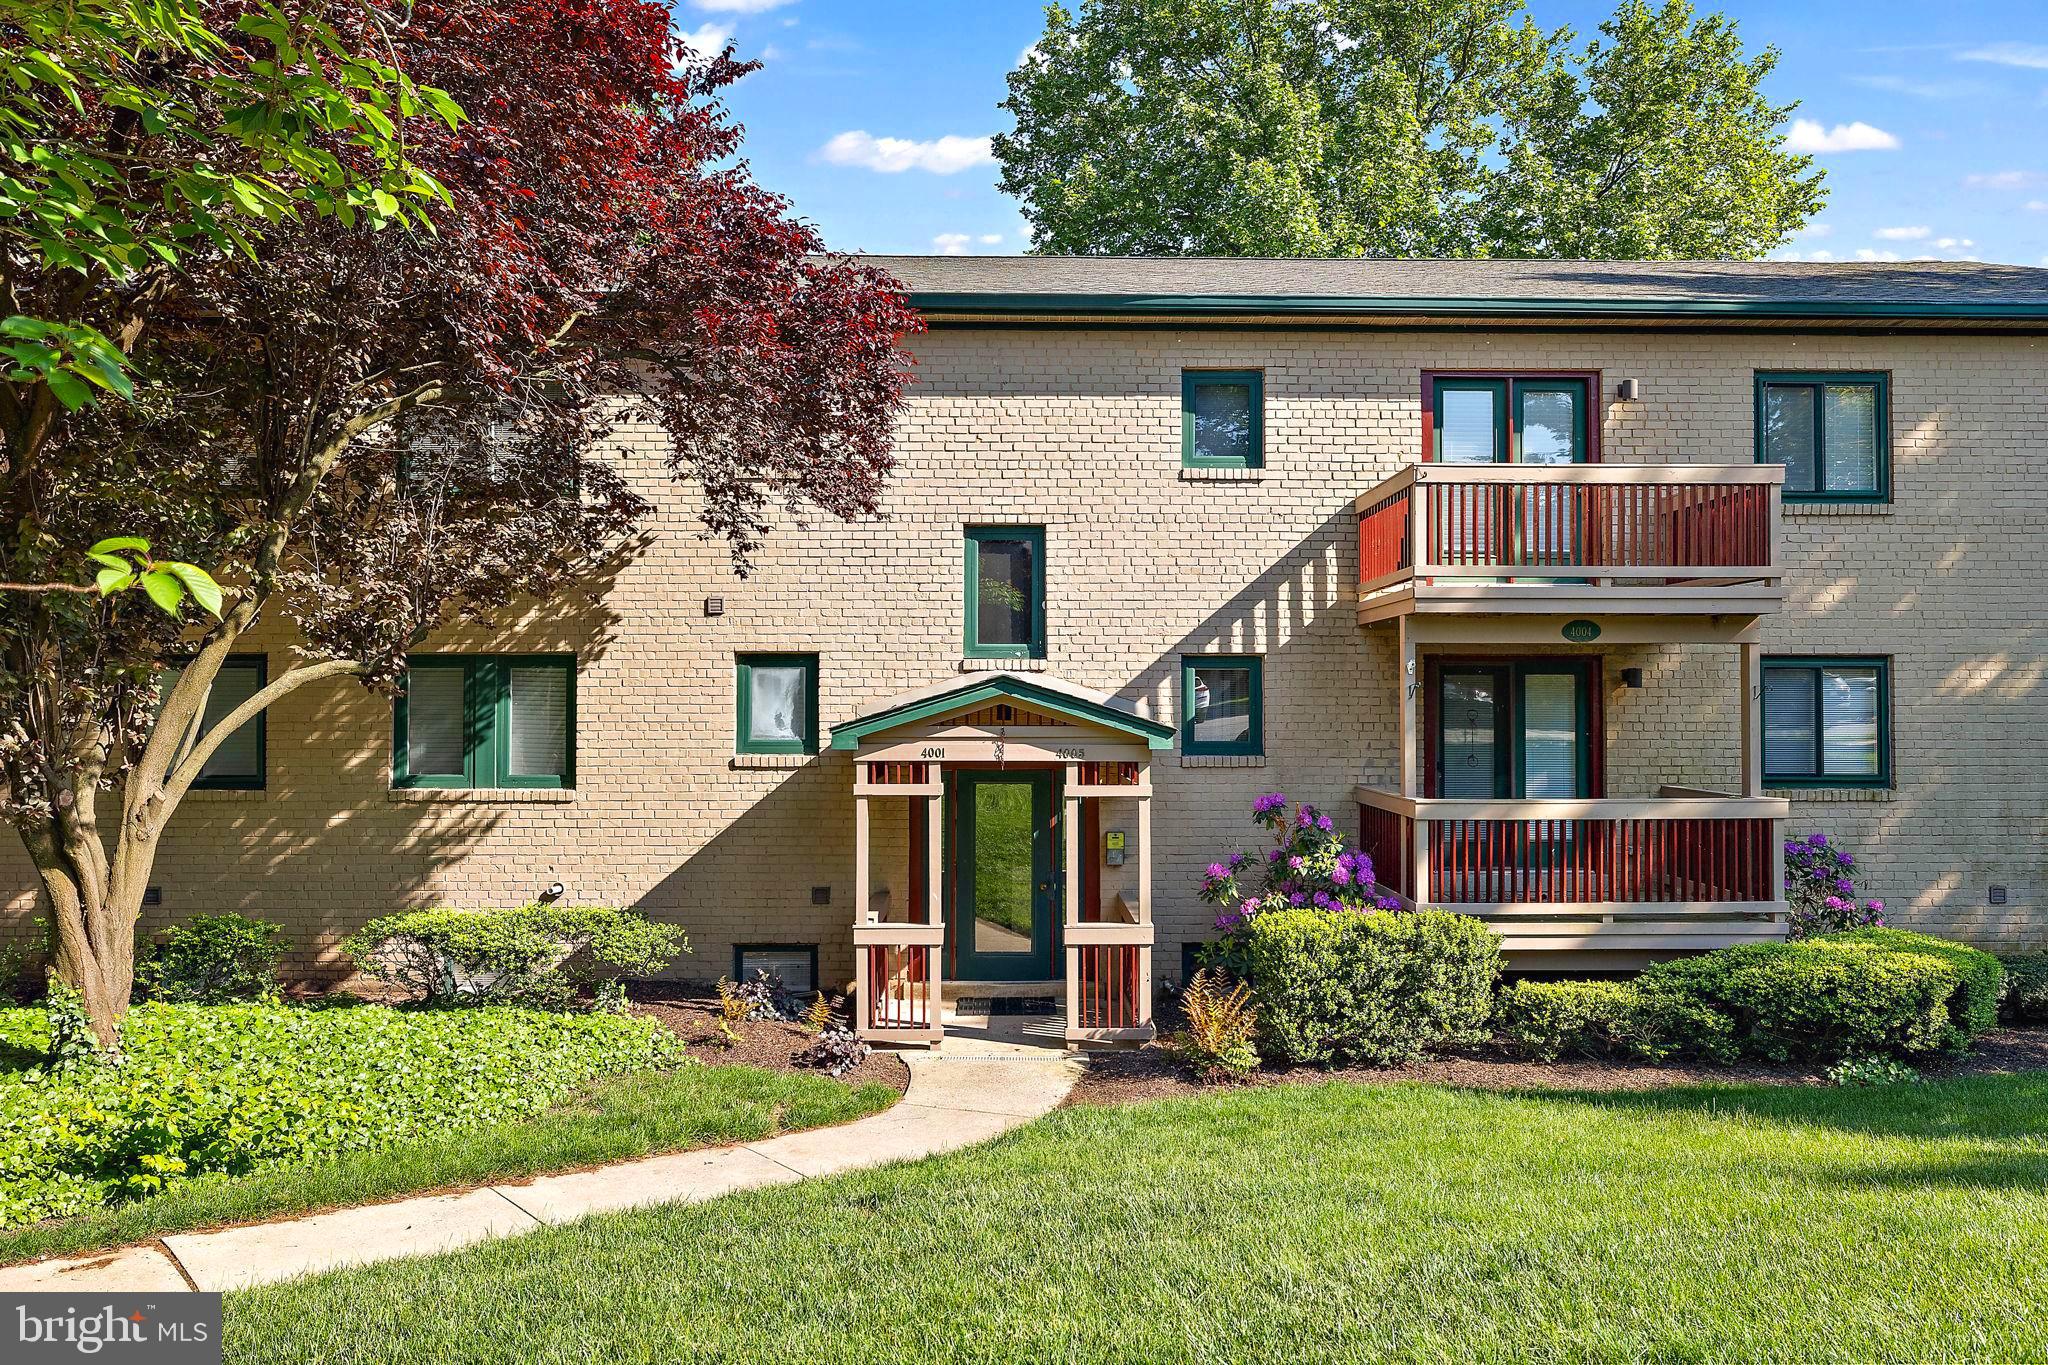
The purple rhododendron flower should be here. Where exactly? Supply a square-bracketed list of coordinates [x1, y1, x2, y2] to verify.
[1834, 878, 1855, 895]
[1808, 833, 1829, 847]
[1288, 892, 1310, 907]
[1252, 793, 1287, 817]
[1268, 847, 1284, 863]
[1288, 855, 1305, 871]
[1206, 862, 1228, 880]
[1331, 862, 1353, 887]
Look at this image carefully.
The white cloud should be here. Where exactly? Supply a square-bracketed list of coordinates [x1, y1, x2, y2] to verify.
[1964, 170, 2045, 189]
[978, 233, 1003, 245]
[691, 0, 796, 13]
[1849, 74, 1988, 99]
[1873, 225, 1930, 240]
[1931, 236, 1975, 249]
[675, 21, 734, 58]
[1958, 42, 2048, 70]
[819, 130, 996, 175]
[2027, 200, 2048, 212]
[1854, 248, 1902, 262]
[1783, 119, 1900, 153]
[932, 233, 973, 256]
[1795, 221, 1834, 238]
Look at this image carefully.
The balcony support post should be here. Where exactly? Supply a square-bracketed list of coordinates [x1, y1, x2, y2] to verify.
[1739, 641, 1763, 798]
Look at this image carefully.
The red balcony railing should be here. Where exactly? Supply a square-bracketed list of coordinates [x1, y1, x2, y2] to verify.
[1071, 943, 1143, 1030]
[1356, 464, 1783, 609]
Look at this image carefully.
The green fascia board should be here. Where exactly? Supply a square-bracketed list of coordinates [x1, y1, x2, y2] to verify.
[909, 292, 2048, 324]
[830, 675, 1175, 751]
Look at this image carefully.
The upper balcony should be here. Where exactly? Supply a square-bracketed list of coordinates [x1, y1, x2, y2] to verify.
[1355, 463, 1784, 626]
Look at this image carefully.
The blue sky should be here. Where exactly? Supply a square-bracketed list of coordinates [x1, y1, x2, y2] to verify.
[672, 0, 2048, 265]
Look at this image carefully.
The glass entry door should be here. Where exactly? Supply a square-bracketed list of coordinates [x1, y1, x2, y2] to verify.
[950, 770, 1057, 980]
[1434, 663, 1592, 800]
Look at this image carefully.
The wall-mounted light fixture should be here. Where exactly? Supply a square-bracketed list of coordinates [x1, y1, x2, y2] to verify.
[1620, 667, 1645, 689]
[1615, 378, 1640, 402]
[539, 881, 566, 903]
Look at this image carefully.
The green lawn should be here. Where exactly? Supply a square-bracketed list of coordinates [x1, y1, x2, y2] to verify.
[226, 1073, 2048, 1363]
[1, 1063, 896, 1268]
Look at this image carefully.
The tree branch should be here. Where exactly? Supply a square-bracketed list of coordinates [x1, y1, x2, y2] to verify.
[162, 658, 366, 804]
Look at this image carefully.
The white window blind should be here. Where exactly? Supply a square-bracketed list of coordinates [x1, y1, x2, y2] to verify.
[1822, 385, 1879, 493]
[1763, 668, 1818, 776]
[407, 668, 467, 775]
[1439, 388, 1499, 464]
[507, 666, 569, 777]
[1763, 385, 1818, 493]
[1520, 672, 1579, 798]
[1821, 666, 1881, 777]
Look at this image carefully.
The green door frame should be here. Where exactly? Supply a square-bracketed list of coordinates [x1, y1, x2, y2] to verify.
[947, 769, 1059, 981]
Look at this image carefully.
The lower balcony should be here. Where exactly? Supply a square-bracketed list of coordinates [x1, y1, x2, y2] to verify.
[1356, 785, 1790, 954]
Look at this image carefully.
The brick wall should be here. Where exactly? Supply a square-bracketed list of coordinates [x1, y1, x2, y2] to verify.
[4, 324, 2042, 979]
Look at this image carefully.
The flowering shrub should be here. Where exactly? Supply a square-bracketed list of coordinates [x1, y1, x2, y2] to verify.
[1784, 832, 1886, 938]
[1198, 794, 1401, 934]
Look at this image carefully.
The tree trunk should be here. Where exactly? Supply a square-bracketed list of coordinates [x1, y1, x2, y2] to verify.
[23, 821, 148, 1055]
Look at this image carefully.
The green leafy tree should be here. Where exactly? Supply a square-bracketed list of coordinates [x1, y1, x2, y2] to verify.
[997, 0, 1825, 258]
[0, 0, 458, 1052]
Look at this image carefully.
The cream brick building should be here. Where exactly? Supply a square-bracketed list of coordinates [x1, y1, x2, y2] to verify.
[6, 258, 2044, 1043]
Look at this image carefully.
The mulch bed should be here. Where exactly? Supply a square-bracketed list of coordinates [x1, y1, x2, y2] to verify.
[627, 982, 911, 1096]
[1066, 1026, 2048, 1107]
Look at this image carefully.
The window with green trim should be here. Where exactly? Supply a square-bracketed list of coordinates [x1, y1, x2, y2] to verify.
[735, 654, 819, 755]
[1181, 370, 1263, 468]
[1432, 376, 1588, 464]
[1755, 372, 1889, 502]
[159, 655, 267, 790]
[393, 654, 575, 789]
[964, 526, 1045, 659]
[1181, 655, 1263, 756]
[1762, 656, 1890, 788]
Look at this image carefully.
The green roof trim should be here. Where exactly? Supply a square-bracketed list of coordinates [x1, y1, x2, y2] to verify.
[830, 675, 1175, 751]
[909, 292, 2048, 323]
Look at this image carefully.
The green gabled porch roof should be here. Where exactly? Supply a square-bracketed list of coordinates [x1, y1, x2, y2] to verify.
[829, 671, 1175, 751]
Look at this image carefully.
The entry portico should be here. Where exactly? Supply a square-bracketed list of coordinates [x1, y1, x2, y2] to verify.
[829, 673, 1175, 1047]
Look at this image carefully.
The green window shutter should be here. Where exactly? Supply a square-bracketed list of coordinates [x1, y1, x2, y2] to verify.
[1181, 370, 1264, 468]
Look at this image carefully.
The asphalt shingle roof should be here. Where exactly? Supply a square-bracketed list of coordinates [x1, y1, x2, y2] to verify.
[865, 255, 2048, 309]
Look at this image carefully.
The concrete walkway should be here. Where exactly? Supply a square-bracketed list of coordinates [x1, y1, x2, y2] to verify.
[1, 1031, 1079, 1294]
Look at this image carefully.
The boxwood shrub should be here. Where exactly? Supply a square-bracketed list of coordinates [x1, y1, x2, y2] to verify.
[1492, 979, 1736, 1064]
[135, 913, 288, 1004]
[0, 1002, 689, 1228]
[1637, 928, 2003, 1062]
[2001, 951, 2048, 1024]
[1239, 909, 1499, 1066]
[344, 904, 687, 1008]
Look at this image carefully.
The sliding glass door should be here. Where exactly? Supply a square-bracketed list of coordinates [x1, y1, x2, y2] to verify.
[1434, 662, 1593, 899]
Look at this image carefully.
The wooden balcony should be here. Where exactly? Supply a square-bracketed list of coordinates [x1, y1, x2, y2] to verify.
[1355, 785, 1789, 953]
[1355, 463, 1784, 625]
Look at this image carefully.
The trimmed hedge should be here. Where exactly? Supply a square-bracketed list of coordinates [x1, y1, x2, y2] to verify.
[344, 904, 687, 1008]
[1493, 979, 1736, 1064]
[2002, 952, 2048, 1024]
[1636, 929, 2003, 1062]
[1239, 909, 1499, 1066]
